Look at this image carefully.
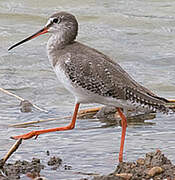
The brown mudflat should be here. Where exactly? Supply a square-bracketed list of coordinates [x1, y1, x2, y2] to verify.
[0, 158, 44, 179]
[0, 150, 174, 179]
[93, 150, 175, 180]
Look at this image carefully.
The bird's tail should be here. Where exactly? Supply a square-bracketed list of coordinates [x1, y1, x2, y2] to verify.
[165, 99, 175, 113]
[125, 87, 175, 114]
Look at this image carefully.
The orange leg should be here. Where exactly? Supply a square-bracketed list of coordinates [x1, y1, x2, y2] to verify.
[117, 108, 127, 162]
[11, 103, 80, 140]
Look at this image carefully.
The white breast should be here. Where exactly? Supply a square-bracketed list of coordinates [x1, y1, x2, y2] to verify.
[47, 41, 138, 110]
[53, 63, 136, 111]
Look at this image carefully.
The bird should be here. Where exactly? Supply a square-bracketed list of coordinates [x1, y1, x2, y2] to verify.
[8, 12, 174, 163]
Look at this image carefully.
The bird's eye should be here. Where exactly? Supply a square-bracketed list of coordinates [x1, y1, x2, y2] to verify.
[53, 18, 60, 23]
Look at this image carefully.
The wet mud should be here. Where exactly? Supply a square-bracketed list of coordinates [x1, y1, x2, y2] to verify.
[0, 155, 64, 180]
[93, 150, 175, 180]
[0, 158, 44, 179]
[0, 150, 174, 179]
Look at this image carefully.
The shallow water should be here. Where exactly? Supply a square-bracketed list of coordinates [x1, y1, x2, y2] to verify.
[0, 0, 175, 179]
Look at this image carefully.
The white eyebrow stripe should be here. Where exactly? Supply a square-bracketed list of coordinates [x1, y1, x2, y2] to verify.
[45, 18, 53, 27]
[45, 15, 65, 27]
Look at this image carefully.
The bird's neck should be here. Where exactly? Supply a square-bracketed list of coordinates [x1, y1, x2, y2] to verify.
[47, 33, 73, 67]
[47, 33, 68, 52]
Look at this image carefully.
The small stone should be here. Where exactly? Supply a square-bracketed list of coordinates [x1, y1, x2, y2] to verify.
[46, 150, 50, 156]
[32, 158, 40, 164]
[47, 156, 62, 166]
[64, 165, 72, 170]
[147, 166, 163, 177]
[20, 100, 33, 113]
[115, 173, 132, 180]
[26, 172, 48, 180]
[136, 158, 145, 165]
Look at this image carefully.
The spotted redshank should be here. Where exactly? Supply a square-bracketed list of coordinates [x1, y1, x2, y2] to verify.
[8, 12, 173, 162]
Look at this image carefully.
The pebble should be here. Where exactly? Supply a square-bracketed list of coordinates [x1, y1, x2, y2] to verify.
[147, 166, 164, 177]
[115, 173, 132, 180]
[46, 150, 50, 156]
[47, 156, 62, 166]
[20, 100, 33, 112]
[136, 158, 145, 165]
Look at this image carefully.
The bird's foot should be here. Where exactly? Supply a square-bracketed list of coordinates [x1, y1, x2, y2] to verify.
[11, 131, 38, 140]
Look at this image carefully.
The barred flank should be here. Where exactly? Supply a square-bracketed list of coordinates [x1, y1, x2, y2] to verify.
[124, 87, 169, 113]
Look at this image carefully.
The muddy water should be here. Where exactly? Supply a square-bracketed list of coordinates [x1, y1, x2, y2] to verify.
[0, 0, 175, 179]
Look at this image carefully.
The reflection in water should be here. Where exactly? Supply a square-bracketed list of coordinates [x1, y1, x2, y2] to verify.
[1, 0, 175, 179]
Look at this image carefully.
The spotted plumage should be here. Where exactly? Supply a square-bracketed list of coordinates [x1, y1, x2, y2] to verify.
[49, 39, 169, 113]
[8, 11, 174, 162]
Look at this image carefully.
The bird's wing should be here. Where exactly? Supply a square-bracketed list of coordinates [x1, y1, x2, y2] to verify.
[59, 42, 169, 112]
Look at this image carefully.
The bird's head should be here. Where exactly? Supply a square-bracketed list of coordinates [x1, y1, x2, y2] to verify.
[8, 12, 78, 51]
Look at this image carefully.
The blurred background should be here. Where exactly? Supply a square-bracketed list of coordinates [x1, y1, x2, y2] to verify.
[0, 0, 175, 179]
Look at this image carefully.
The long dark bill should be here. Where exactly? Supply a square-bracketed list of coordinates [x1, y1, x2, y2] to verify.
[8, 27, 49, 51]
